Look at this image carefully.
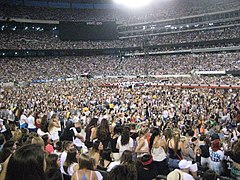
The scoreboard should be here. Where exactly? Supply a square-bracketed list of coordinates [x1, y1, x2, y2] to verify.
[59, 21, 118, 41]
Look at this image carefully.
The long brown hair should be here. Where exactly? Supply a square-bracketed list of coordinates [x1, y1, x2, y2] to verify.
[172, 128, 180, 155]
[96, 119, 110, 141]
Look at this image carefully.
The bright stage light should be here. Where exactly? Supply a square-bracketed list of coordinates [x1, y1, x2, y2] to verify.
[114, 0, 153, 8]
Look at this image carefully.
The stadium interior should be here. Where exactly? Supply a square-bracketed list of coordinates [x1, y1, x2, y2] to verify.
[0, 0, 240, 180]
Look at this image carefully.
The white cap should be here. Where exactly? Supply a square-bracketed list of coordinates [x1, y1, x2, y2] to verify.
[179, 159, 192, 169]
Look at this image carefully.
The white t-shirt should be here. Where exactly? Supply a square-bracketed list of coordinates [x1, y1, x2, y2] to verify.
[20, 114, 27, 126]
[60, 151, 67, 174]
[117, 136, 133, 156]
[27, 115, 36, 129]
[209, 148, 224, 162]
[182, 172, 194, 180]
[209, 148, 224, 174]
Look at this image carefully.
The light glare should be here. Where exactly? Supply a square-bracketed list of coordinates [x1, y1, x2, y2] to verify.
[114, 0, 152, 8]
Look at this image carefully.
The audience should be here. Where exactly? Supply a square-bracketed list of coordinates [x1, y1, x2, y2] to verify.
[45, 153, 63, 180]
[0, 77, 239, 179]
[0, 1, 239, 180]
[0, 52, 239, 82]
[0, 26, 239, 50]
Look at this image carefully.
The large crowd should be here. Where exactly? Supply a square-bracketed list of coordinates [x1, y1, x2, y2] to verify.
[0, 52, 239, 83]
[0, 26, 239, 50]
[0, 52, 240, 82]
[1, 0, 239, 24]
[0, 78, 240, 180]
[0, 0, 240, 179]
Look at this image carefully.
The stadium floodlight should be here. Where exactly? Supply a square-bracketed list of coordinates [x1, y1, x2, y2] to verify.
[113, 0, 152, 8]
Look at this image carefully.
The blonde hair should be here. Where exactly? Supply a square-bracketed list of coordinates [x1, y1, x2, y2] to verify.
[138, 127, 149, 137]
[31, 137, 45, 150]
[13, 129, 23, 142]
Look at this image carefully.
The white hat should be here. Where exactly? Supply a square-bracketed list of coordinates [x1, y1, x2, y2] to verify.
[167, 169, 183, 180]
[179, 159, 192, 169]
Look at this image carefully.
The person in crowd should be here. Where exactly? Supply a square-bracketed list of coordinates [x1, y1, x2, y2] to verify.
[37, 114, 49, 137]
[168, 128, 186, 169]
[63, 148, 80, 176]
[230, 140, 240, 179]
[70, 123, 87, 153]
[96, 119, 111, 150]
[98, 149, 112, 171]
[119, 150, 137, 177]
[90, 158, 104, 180]
[19, 109, 27, 129]
[149, 128, 168, 175]
[163, 128, 173, 143]
[60, 141, 75, 175]
[116, 126, 134, 157]
[35, 112, 42, 129]
[107, 150, 121, 172]
[31, 136, 45, 150]
[199, 136, 211, 167]
[136, 154, 157, 180]
[135, 127, 150, 158]
[209, 139, 224, 175]
[178, 159, 195, 180]
[85, 117, 98, 148]
[48, 114, 61, 148]
[26, 111, 36, 132]
[88, 140, 103, 166]
[60, 121, 84, 143]
[71, 153, 98, 180]
[183, 137, 198, 177]
[54, 141, 63, 155]
[12, 129, 22, 143]
[225, 140, 240, 179]
[110, 125, 122, 153]
[42, 134, 54, 154]
[5, 144, 47, 180]
[45, 153, 63, 180]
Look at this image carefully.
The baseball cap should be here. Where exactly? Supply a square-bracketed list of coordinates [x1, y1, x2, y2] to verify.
[179, 159, 192, 169]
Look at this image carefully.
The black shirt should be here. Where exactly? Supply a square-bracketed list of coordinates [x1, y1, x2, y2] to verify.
[137, 167, 157, 180]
